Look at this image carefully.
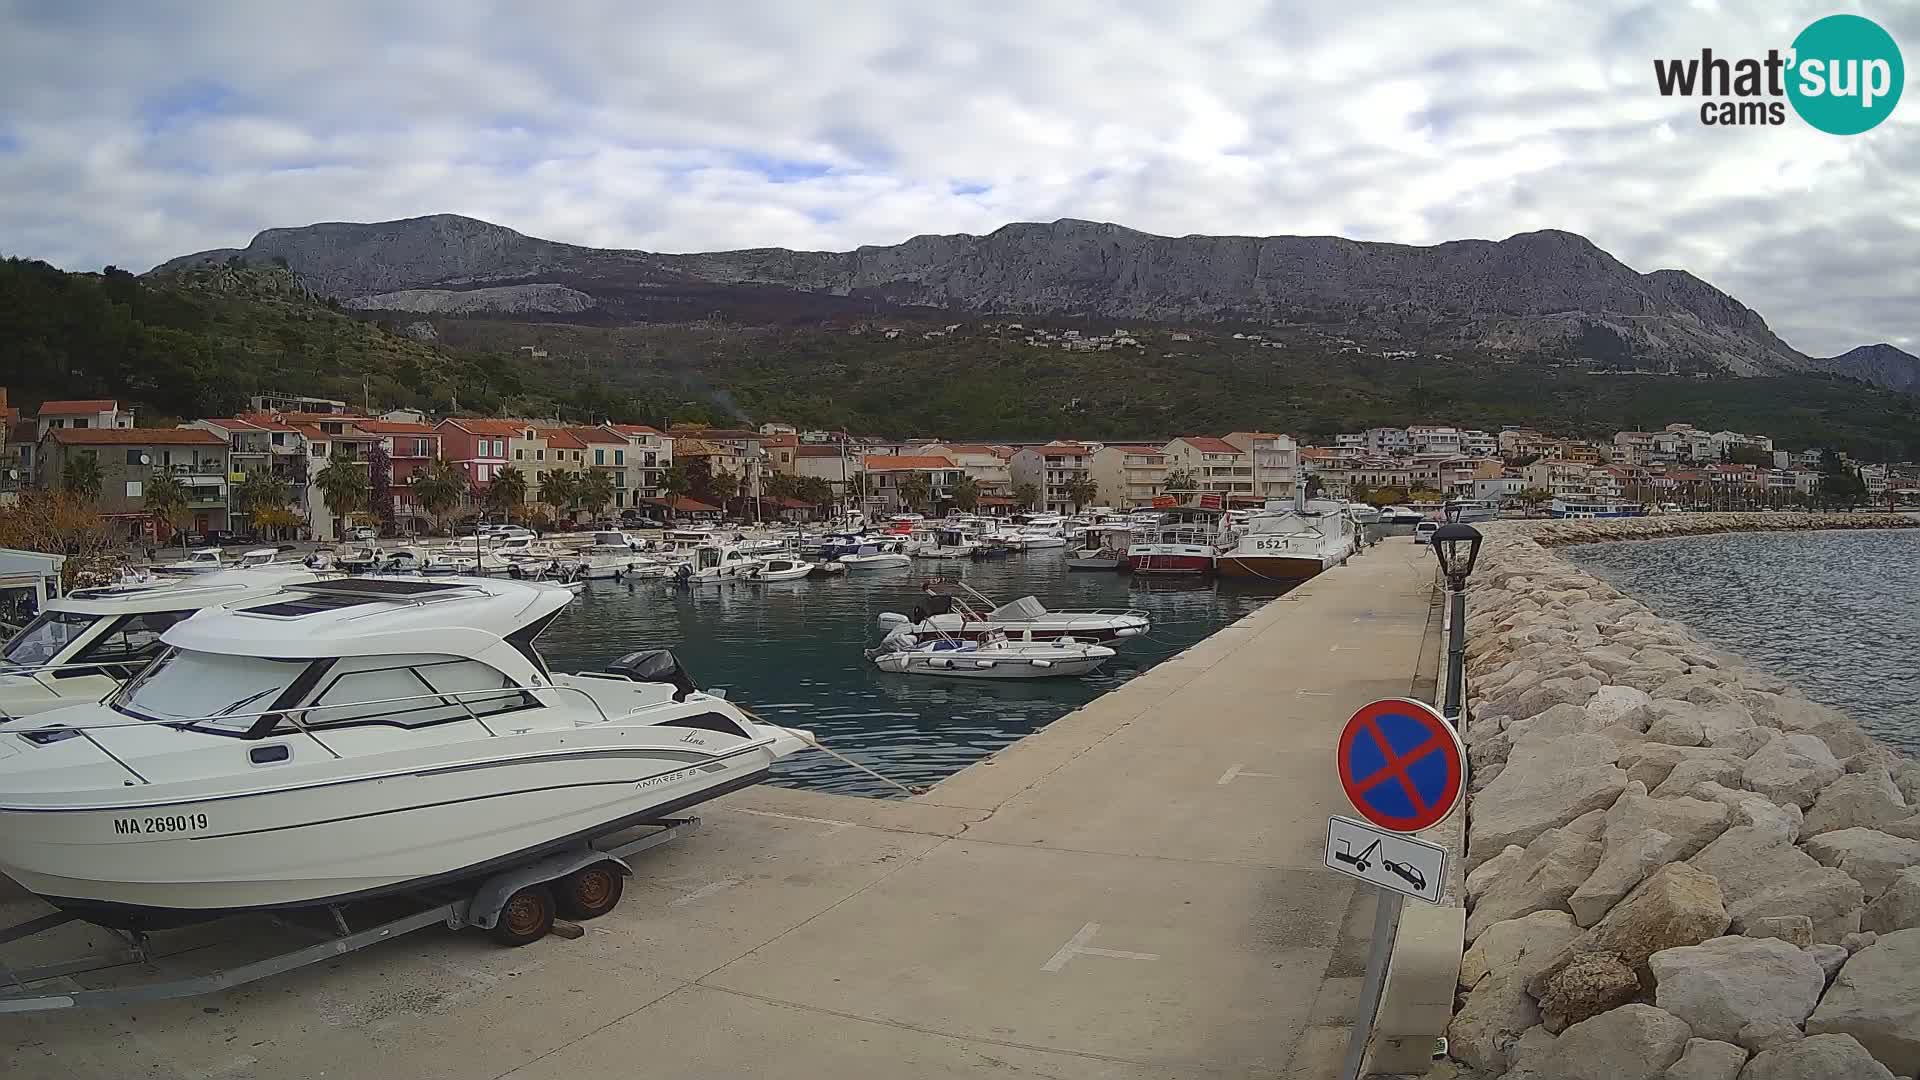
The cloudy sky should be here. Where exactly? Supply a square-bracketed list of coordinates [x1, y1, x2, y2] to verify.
[1, 0, 1914, 356]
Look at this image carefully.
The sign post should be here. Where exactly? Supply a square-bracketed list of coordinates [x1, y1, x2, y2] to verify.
[1331, 698, 1465, 1080]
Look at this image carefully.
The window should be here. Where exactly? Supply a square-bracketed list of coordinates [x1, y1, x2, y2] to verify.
[65, 610, 193, 672]
[415, 438, 431, 457]
[516, 448, 524, 460]
[117, 649, 309, 733]
[1, 609, 95, 666]
[73, 418, 89, 429]
[613, 449, 623, 466]
[536, 449, 545, 462]
[126, 449, 143, 465]
[272, 432, 286, 446]
[594, 448, 605, 466]
[301, 655, 532, 729]
[311, 444, 325, 457]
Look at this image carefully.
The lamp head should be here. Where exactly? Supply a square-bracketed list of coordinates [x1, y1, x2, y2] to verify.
[1431, 522, 1483, 584]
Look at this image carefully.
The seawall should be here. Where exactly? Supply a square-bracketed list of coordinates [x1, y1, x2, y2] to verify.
[1447, 513, 1920, 1079]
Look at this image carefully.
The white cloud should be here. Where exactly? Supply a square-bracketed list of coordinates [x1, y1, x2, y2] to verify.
[0, 0, 1914, 355]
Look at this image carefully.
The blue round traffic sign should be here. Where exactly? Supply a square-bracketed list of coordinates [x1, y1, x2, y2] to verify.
[1336, 698, 1465, 833]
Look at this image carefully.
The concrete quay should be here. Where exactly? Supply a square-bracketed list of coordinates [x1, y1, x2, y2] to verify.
[2, 540, 1444, 1080]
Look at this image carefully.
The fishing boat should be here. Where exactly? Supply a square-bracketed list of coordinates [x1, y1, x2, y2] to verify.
[1127, 503, 1225, 576]
[747, 556, 815, 582]
[1066, 524, 1134, 572]
[0, 566, 327, 721]
[0, 577, 811, 924]
[914, 526, 983, 561]
[876, 580, 1149, 643]
[866, 628, 1114, 679]
[1214, 499, 1358, 581]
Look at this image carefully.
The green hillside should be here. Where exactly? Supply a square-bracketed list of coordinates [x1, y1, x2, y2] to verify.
[4, 256, 1918, 460]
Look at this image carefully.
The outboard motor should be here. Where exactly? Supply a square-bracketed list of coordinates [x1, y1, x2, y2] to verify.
[605, 649, 699, 701]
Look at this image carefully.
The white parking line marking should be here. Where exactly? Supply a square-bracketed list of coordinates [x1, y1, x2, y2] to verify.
[671, 877, 743, 907]
[1041, 922, 1159, 972]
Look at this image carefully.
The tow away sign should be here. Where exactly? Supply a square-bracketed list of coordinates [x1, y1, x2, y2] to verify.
[1324, 815, 1447, 904]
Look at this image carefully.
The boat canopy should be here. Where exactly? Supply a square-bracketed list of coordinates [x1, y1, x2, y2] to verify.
[988, 596, 1048, 621]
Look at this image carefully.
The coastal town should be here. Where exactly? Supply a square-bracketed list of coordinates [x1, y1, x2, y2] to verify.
[1, 384, 1910, 545]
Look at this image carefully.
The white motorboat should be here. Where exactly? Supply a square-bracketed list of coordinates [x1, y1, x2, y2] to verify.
[911, 526, 982, 561]
[1379, 505, 1426, 527]
[0, 566, 327, 721]
[747, 557, 814, 582]
[333, 544, 388, 573]
[867, 629, 1114, 679]
[0, 576, 811, 923]
[1214, 499, 1358, 582]
[838, 544, 911, 570]
[152, 548, 227, 576]
[567, 534, 645, 580]
[436, 546, 517, 576]
[1346, 504, 1383, 526]
[669, 541, 766, 586]
[877, 580, 1149, 643]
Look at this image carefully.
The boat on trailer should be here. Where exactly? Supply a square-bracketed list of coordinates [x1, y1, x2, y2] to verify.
[876, 579, 1150, 643]
[0, 575, 810, 926]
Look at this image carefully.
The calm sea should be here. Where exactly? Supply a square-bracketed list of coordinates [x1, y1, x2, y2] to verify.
[1567, 528, 1920, 755]
[537, 553, 1291, 796]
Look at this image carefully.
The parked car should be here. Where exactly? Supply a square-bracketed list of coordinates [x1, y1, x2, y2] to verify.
[1413, 521, 1439, 545]
[350, 526, 378, 541]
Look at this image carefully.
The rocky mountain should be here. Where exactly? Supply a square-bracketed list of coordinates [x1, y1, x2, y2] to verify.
[154, 214, 1821, 375]
[1819, 343, 1920, 393]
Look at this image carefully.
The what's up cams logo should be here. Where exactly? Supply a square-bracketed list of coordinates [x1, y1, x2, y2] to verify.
[1654, 14, 1903, 134]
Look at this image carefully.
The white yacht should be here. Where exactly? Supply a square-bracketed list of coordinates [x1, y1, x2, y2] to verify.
[0, 566, 326, 721]
[0, 576, 810, 922]
[838, 543, 912, 570]
[669, 541, 767, 585]
[153, 548, 228, 576]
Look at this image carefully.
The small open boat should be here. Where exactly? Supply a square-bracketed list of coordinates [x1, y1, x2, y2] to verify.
[748, 557, 815, 581]
[866, 628, 1114, 678]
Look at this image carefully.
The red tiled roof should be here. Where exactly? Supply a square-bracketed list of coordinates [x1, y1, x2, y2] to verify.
[794, 445, 846, 458]
[1038, 441, 1092, 452]
[7, 420, 37, 444]
[767, 496, 815, 509]
[761, 433, 799, 448]
[863, 455, 955, 471]
[567, 426, 626, 444]
[936, 443, 997, 455]
[1105, 445, 1163, 455]
[535, 427, 588, 450]
[236, 414, 301, 432]
[37, 399, 120, 415]
[667, 427, 758, 441]
[1174, 436, 1241, 454]
[51, 427, 224, 446]
[990, 446, 1017, 459]
[605, 423, 662, 436]
[440, 417, 524, 436]
[355, 420, 438, 435]
[977, 496, 1018, 505]
[645, 496, 722, 512]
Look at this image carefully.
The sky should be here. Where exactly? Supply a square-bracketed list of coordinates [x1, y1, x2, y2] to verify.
[0, 0, 1915, 357]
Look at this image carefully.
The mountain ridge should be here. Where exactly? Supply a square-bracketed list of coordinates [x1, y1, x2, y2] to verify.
[1821, 343, 1920, 393]
[154, 213, 1838, 378]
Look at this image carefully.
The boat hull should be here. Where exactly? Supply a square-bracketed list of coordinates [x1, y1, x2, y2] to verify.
[1214, 554, 1326, 580]
[872, 651, 1110, 678]
[0, 742, 780, 919]
[1128, 551, 1214, 575]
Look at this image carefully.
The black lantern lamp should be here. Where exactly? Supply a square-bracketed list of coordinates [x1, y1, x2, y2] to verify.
[1431, 522, 1482, 590]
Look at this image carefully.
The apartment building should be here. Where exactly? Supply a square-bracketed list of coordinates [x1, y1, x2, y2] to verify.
[1088, 445, 1169, 508]
[35, 399, 133, 441]
[916, 443, 1013, 496]
[602, 424, 672, 501]
[1406, 426, 1462, 455]
[40, 428, 230, 539]
[1222, 431, 1298, 501]
[862, 455, 965, 514]
[1522, 459, 1598, 497]
[1009, 441, 1098, 514]
[356, 420, 441, 529]
[1161, 437, 1253, 501]
[791, 444, 860, 503]
[435, 418, 518, 491]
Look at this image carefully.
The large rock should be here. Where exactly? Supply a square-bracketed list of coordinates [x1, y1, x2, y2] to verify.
[1744, 914, 1813, 948]
[1466, 844, 1527, 902]
[1655, 673, 1741, 707]
[1692, 797, 1864, 943]
[1570, 783, 1730, 925]
[1647, 711, 1705, 746]
[1469, 734, 1627, 869]
[1459, 909, 1582, 989]
[1862, 868, 1920, 934]
[1508, 701, 1607, 743]
[1803, 769, 1912, 837]
[1587, 684, 1654, 727]
[1727, 869, 1864, 944]
[1742, 733, 1843, 809]
[1448, 970, 1538, 1073]
[1620, 743, 1743, 791]
[1766, 696, 1875, 759]
[1664, 1038, 1747, 1080]
[1652, 756, 1748, 800]
[1802, 828, 1920, 900]
[1806, 927, 1920, 1074]
[1529, 862, 1730, 1006]
[1511, 675, 1604, 720]
[1738, 1034, 1897, 1080]
[1535, 950, 1639, 1033]
[1467, 812, 1607, 940]
[1514, 1003, 1693, 1080]
[1648, 935, 1825, 1043]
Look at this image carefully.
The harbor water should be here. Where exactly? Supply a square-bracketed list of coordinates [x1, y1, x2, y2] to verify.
[537, 552, 1291, 796]
[1567, 528, 1920, 755]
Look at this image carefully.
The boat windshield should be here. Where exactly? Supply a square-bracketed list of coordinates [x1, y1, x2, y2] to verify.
[116, 648, 308, 732]
[1, 610, 97, 668]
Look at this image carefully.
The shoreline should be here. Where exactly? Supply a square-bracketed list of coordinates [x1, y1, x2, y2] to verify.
[1448, 513, 1920, 1079]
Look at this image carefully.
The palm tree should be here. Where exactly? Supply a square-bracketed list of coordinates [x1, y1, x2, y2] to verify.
[411, 458, 468, 534]
[313, 453, 370, 539]
[539, 469, 579, 522]
[1014, 482, 1040, 510]
[1160, 467, 1197, 494]
[895, 471, 931, 512]
[577, 469, 616, 518]
[233, 470, 293, 538]
[61, 454, 103, 501]
[659, 463, 691, 522]
[143, 472, 192, 554]
[490, 465, 529, 519]
[708, 470, 740, 514]
[951, 474, 980, 513]
[1062, 475, 1099, 512]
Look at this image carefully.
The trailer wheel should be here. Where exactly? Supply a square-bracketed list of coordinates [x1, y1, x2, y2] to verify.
[489, 884, 556, 946]
[556, 862, 624, 920]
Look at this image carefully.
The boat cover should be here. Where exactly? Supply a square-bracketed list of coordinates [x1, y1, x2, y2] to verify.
[988, 596, 1048, 621]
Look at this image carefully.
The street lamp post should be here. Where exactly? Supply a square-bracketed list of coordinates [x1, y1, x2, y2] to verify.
[1430, 521, 1483, 726]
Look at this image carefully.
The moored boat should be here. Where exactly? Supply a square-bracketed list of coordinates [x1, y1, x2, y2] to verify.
[1214, 500, 1357, 581]
[876, 580, 1149, 643]
[866, 629, 1114, 679]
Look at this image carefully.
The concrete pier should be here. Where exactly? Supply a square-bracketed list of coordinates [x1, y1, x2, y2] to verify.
[2, 541, 1442, 1080]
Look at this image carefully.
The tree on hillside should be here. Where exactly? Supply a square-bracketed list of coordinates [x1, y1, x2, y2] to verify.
[489, 465, 528, 519]
[577, 469, 616, 517]
[895, 471, 931, 512]
[313, 453, 369, 539]
[1063, 475, 1098, 512]
[368, 443, 395, 534]
[412, 457, 467, 533]
[142, 472, 192, 555]
[951, 474, 980, 513]
[539, 469, 579, 519]
[61, 454, 103, 502]
[1014, 482, 1040, 509]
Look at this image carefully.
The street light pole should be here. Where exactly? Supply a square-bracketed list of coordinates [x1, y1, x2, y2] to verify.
[1430, 521, 1483, 727]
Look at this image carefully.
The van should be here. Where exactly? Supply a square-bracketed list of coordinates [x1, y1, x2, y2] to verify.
[1413, 521, 1439, 545]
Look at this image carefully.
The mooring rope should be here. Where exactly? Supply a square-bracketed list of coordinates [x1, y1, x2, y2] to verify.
[739, 704, 930, 796]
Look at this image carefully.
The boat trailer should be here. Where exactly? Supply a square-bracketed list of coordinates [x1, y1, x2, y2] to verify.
[0, 817, 699, 1013]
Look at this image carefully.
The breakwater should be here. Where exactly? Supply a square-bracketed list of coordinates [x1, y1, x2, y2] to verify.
[1448, 513, 1920, 1080]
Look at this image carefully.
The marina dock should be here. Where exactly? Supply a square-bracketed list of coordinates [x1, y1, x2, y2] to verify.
[3, 541, 1442, 1080]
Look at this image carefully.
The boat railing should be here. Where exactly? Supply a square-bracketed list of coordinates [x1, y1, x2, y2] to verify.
[15, 683, 638, 785]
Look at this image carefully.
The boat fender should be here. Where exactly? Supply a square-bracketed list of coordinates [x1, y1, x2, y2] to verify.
[875, 612, 909, 629]
[933, 657, 951, 669]
[1115, 627, 1143, 637]
[1033, 658, 1052, 668]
